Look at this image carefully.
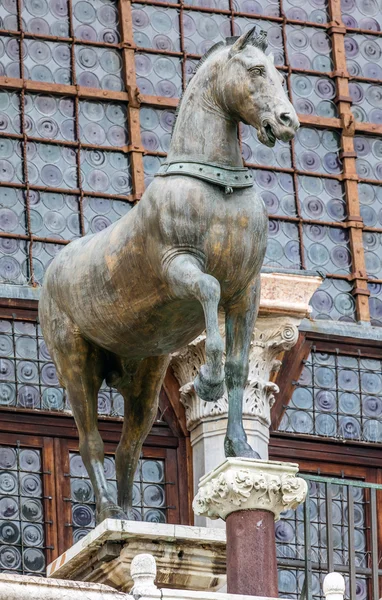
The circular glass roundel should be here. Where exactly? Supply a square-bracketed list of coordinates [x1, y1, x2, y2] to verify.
[144, 509, 166, 523]
[71, 478, 93, 503]
[275, 520, 295, 543]
[21, 473, 42, 497]
[315, 389, 336, 411]
[22, 523, 44, 547]
[315, 366, 336, 388]
[279, 570, 296, 594]
[290, 410, 313, 433]
[0, 496, 18, 519]
[338, 416, 361, 439]
[21, 498, 43, 522]
[142, 460, 164, 483]
[23, 547, 45, 572]
[73, 528, 89, 544]
[103, 456, 115, 479]
[339, 392, 360, 415]
[0, 448, 16, 470]
[0, 521, 20, 544]
[315, 413, 337, 436]
[143, 484, 165, 507]
[361, 371, 382, 394]
[19, 450, 41, 473]
[362, 395, 382, 417]
[42, 387, 64, 411]
[0, 383, 15, 406]
[0, 471, 17, 495]
[0, 545, 21, 570]
[72, 504, 94, 527]
[363, 418, 382, 442]
[70, 454, 88, 477]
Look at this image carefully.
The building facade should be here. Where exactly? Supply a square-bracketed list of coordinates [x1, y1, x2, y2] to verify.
[0, 0, 381, 597]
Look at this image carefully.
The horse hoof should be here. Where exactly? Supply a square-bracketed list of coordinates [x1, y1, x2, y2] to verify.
[96, 504, 128, 524]
[224, 437, 261, 460]
[194, 373, 225, 402]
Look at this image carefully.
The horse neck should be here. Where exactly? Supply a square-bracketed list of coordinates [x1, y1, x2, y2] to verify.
[166, 60, 243, 167]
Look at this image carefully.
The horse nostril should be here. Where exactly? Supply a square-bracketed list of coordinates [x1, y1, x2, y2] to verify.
[279, 111, 292, 126]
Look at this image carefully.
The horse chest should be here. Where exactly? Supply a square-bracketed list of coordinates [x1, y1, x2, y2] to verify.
[199, 211, 266, 300]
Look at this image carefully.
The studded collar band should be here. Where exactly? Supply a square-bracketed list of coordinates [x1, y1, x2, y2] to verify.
[155, 161, 254, 193]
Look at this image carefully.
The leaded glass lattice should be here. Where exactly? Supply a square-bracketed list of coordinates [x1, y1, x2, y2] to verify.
[279, 350, 382, 441]
[0, 445, 46, 575]
[69, 452, 166, 543]
[278, 477, 368, 600]
[0, 0, 133, 288]
[0, 318, 124, 415]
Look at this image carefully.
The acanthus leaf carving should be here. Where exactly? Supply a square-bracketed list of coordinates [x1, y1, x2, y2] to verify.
[171, 316, 300, 431]
[193, 458, 307, 521]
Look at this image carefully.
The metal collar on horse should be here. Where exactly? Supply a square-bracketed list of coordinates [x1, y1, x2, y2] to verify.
[155, 161, 254, 194]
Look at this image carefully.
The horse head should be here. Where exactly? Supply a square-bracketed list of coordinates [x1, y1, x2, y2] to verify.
[218, 27, 299, 147]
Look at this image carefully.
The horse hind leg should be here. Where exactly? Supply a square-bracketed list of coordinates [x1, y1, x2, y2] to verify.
[115, 355, 170, 515]
[44, 310, 126, 523]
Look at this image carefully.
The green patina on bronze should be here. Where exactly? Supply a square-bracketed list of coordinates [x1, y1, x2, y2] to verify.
[39, 27, 299, 522]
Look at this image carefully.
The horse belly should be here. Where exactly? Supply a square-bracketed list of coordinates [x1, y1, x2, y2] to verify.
[83, 299, 206, 358]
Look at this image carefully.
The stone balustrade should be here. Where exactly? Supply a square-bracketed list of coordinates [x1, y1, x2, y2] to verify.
[2, 551, 345, 600]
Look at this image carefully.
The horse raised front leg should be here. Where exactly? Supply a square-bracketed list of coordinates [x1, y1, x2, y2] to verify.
[224, 276, 261, 459]
[166, 255, 224, 402]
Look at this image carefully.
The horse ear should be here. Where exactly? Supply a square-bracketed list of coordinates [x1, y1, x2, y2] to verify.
[228, 26, 257, 57]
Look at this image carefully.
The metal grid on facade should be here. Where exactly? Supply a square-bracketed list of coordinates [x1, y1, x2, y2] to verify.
[0, 317, 125, 413]
[127, 0, 382, 326]
[0, 0, 139, 286]
[0, 0, 380, 320]
[279, 347, 382, 441]
[277, 473, 381, 600]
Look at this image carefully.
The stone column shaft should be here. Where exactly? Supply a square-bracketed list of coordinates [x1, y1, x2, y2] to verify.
[226, 510, 278, 597]
[193, 458, 308, 597]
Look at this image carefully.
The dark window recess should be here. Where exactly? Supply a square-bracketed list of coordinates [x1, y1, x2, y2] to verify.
[0, 445, 46, 575]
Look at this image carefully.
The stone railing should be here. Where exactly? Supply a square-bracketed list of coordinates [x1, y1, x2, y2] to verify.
[0, 553, 345, 600]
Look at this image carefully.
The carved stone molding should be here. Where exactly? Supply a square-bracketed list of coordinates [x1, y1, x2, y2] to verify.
[193, 458, 307, 521]
[171, 316, 300, 431]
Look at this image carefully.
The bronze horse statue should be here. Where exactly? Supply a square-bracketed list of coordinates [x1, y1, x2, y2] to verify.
[39, 27, 299, 522]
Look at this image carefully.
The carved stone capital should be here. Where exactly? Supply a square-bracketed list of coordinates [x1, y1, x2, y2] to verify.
[171, 316, 300, 431]
[193, 458, 307, 521]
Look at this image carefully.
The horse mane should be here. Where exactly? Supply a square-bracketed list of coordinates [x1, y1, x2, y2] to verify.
[170, 29, 268, 137]
[171, 40, 225, 137]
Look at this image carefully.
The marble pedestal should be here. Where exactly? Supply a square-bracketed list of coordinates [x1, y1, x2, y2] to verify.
[193, 458, 307, 597]
[47, 520, 226, 593]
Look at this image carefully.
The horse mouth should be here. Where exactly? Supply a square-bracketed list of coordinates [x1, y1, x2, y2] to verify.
[263, 122, 276, 147]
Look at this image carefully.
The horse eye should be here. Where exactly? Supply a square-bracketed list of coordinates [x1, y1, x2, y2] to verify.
[249, 66, 264, 76]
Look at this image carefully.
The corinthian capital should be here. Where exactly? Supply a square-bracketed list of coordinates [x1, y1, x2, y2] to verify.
[193, 458, 307, 521]
[171, 316, 300, 431]
[170, 271, 322, 433]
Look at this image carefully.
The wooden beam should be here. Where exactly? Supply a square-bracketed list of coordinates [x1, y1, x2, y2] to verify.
[328, 0, 370, 322]
[271, 333, 312, 431]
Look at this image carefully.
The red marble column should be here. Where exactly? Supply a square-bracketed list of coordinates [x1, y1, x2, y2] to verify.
[226, 509, 278, 597]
